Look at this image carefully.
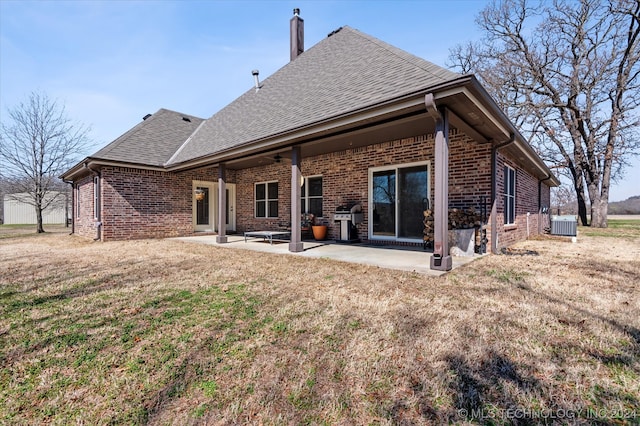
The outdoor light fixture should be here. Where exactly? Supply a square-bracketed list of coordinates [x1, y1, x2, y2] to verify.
[274, 154, 282, 163]
[194, 189, 205, 201]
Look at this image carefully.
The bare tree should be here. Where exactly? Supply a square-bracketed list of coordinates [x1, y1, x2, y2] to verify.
[0, 173, 8, 224]
[551, 185, 579, 214]
[0, 91, 90, 232]
[448, 0, 640, 227]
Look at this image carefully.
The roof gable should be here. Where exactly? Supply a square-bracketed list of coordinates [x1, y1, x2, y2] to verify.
[166, 26, 461, 165]
[92, 108, 204, 167]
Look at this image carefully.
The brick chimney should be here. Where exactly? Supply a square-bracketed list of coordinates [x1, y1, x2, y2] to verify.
[290, 8, 304, 61]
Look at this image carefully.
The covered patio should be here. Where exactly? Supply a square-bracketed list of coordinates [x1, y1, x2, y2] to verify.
[171, 235, 480, 276]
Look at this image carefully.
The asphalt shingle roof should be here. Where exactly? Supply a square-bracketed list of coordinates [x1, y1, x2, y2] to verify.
[166, 26, 461, 166]
[91, 109, 204, 167]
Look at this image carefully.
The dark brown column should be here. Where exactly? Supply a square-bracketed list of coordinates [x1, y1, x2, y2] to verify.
[289, 146, 304, 252]
[430, 107, 452, 271]
[216, 164, 227, 243]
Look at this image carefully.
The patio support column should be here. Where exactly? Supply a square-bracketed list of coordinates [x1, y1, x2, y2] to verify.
[216, 164, 227, 243]
[426, 94, 452, 271]
[289, 145, 304, 252]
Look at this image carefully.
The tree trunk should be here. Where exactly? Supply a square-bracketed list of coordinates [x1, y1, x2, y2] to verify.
[591, 196, 608, 228]
[576, 189, 588, 226]
[35, 194, 45, 233]
[589, 155, 611, 229]
[36, 205, 45, 233]
[570, 167, 589, 226]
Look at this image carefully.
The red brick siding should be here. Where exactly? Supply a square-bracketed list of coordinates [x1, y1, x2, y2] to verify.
[74, 174, 99, 239]
[494, 153, 551, 250]
[95, 166, 231, 241]
[235, 163, 292, 233]
[235, 131, 494, 243]
[73, 129, 552, 250]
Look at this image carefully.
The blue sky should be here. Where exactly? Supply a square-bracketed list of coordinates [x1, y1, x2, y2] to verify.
[1, 0, 637, 201]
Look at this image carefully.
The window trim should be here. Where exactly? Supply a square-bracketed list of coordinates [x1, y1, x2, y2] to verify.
[255, 180, 279, 218]
[301, 175, 323, 218]
[504, 165, 516, 225]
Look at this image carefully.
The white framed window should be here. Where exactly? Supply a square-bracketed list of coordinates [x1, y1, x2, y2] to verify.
[301, 176, 323, 218]
[255, 181, 278, 218]
[93, 176, 100, 220]
[504, 165, 516, 225]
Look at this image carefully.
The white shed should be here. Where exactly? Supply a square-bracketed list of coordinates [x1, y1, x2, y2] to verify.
[3, 192, 67, 225]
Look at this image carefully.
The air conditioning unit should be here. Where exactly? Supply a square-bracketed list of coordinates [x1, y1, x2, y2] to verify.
[550, 215, 577, 236]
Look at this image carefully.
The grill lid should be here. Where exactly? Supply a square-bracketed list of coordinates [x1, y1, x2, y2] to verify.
[335, 203, 362, 213]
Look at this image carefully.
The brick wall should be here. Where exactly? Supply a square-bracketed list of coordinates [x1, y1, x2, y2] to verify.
[74, 174, 98, 239]
[94, 166, 226, 241]
[236, 130, 494, 243]
[235, 163, 292, 233]
[494, 152, 551, 250]
[73, 129, 552, 250]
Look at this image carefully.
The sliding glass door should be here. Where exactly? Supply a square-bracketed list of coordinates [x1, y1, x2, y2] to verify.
[372, 170, 396, 236]
[370, 162, 429, 241]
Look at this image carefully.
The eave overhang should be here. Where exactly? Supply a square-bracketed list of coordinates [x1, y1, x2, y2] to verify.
[166, 75, 558, 186]
[61, 75, 558, 187]
[60, 158, 167, 181]
[460, 78, 561, 186]
[164, 76, 476, 171]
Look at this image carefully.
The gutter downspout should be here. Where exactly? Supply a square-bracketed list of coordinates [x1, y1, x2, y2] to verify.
[62, 179, 75, 236]
[87, 164, 102, 241]
[491, 133, 515, 254]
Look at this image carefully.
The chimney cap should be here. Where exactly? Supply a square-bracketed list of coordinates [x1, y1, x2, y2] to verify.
[251, 69, 259, 76]
[293, 8, 300, 16]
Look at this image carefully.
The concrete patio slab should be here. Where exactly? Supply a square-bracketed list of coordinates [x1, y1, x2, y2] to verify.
[171, 235, 481, 275]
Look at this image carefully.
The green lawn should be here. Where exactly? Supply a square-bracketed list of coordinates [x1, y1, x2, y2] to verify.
[580, 218, 640, 238]
[608, 218, 640, 229]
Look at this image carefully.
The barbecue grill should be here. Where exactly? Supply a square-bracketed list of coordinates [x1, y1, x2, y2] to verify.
[333, 204, 363, 243]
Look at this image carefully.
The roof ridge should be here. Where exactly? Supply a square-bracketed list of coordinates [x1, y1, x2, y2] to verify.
[91, 108, 205, 167]
[156, 107, 204, 121]
[165, 119, 208, 166]
[94, 113, 156, 158]
[343, 26, 457, 81]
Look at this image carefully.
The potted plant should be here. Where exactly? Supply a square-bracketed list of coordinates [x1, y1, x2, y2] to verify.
[312, 219, 328, 241]
[301, 213, 314, 237]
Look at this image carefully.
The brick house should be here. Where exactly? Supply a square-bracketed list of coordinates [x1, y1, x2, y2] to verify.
[61, 11, 558, 271]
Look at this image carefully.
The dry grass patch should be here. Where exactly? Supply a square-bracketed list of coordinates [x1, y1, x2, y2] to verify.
[1, 222, 639, 424]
